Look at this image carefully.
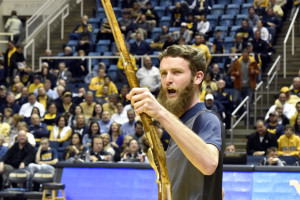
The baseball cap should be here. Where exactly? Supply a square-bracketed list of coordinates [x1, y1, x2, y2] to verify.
[269, 110, 278, 116]
[280, 86, 289, 93]
[181, 22, 187, 27]
[0, 85, 6, 90]
[205, 94, 214, 100]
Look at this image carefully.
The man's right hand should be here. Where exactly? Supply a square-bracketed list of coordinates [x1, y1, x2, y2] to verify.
[0, 162, 4, 173]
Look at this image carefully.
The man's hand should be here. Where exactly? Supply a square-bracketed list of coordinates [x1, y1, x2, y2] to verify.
[253, 151, 265, 156]
[19, 162, 25, 169]
[0, 162, 4, 173]
[126, 88, 164, 119]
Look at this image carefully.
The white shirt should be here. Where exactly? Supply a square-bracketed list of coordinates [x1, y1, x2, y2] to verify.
[253, 26, 271, 43]
[264, 103, 296, 120]
[111, 110, 129, 125]
[197, 21, 210, 35]
[19, 101, 46, 117]
[5, 16, 22, 35]
[136, 66, 161, 92]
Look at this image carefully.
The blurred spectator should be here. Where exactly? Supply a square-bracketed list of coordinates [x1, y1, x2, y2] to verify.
[102, 93, 118, 116]
[210, 64, 223, 82]
[101, 133, 115, 157]
[130, 32, 152, 60]
[37, 86, 52, 111]
[170, 2, 185, 27]
[89, 68, 105, 91]
[43, 102, 59, 132]
[0, 92, 20, 115]
[28, 113, 50, 141]
[80, 91, 96, 119]
[19, 65, 34, 86]
[72, 114, 88, 137]
[121, 139, 144, 162]
[96, 20, 114, 43]
[57, 90, 75, 115]
[191, 34, 211, 67]
[70, 50, 88, 79]
[98, 111, 113, 134]
[64, 133, 86, 162]
[277, 125, 300, 156]
[246, 6, 260, 28]
[246, 120, 278, 155]
[230, 49, 259, 108]
[225, 144, 236, 153]
[290, 101, 300, 126]
[83, 122, 101, 148]
[290, 77, 300, 97]
[28, 76, 43, 94]
[163, 34, 176, 50]
[258, 147, 285, 166]
[201, 72, 217, 92]
[119, 11, 135, 41]
[88, 104, 103, 124]
[4, 10, 22, 45]
[121, 109, 136, 136]
[0, 130, 35, 189]
[95, 85, 110, 105]
[269, 0, 284, 19]
[195, 0, 212, 15]
[194, 15, 210, 35]
[57, 62, 72, 83]
[130, 1, 142, 23]
[204, 93, 224, 118]
[3, 41, 16, 84]
[265, 111, 284, 138]
[28, 137, 57, 173]
[19, 93, 45, 118]
[95, 75, 118, 98]
[41, 49, 57, 72]
[233, 33, 247, 53]
[72, 87, 86, 105]
[121, 0, 136, 10]
[150, 25, 170, 50]
[235, 19, 254, 43]
[253, 20, 271, 43]
[136, 56, 161, 96]
[49, 116, 72, 143]
[89, 136, 112, 162]
[212, 30, 224, 60]
[262, 7, 281, 44]
[119, 85, 131, 106]
[265, 103, 290, 126]
[185, 13, 196, 35]
[0, 134, 8, 160]
[173, 22, 192, 44]
[71, 15, 93, 39]
[3, 108, 13, 125]
[130, 121, 144, 149]
[295, 115, 300, 136]
[276, 86, 300, 107]
[41, 79, 55, 99]
[0, 113, 10, 138]
[265, 92, 296, 120]
[11, 121, 36, 147]
[109, 122, 124, 150]
[61, 46, 74, 67]
[141, 2, 159, 29]
[115, 135, 133, 161]
[77, 24, 93, 55]
[131, 14, 152, 40]
[8, 114, 23, 144]
[0, 62, 6, 87]
[111, 102, 128, 125]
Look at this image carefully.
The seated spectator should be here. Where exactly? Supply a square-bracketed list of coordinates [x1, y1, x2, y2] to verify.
[290, 101, 300, 126]
[194, 15, 210, 35]
[191, 34, 211, 67]
[109, 122, 124, 150]
[170, 2, 185, 27]
[80, 91, 96, 119]
[41, 49, 57, 72]
[195, 0, 212, 15]
[64, 133, 86, 162]
[253, 20, 271, 43]
[115, 135, 133, 161]
[121, 139, 144, 162]
[130, 14, 152, 40]
[0, 130, 35, 189]
[290, 77, 300, 97]
[89, 68, 105, 91]
[265, 103, 289, 126]
[49, 116, 72, 143]
[119, 85, 131, 106]
[0, 134, 8, 160]
[57, 62, 72, 83]
[89, 135, 112, 162]
[57, 90, 76, 115]
[225, 144, 236, 153]
[28, 113, 50, 141]
[101, 133, 115, 157]
[9, 121, 36, 147]
[130, 32, 152, 64]
[173, 22, 192, 44]
[70, 50, 88, 79]
[129, 121, 144, 149]
[277, 124, 300, 156]
[258, 147, 285, 166]
[204, 94, 224, 118]
[130, 1, 142, 24]
[98, 111, 113, 134]
[141, 2, 159, 29]
[96, 20, 113, 43]
[265, 92, 296, 120]
[95, 85, 110, 105]
[28, 75, 44, 94]
[71, 114, 88, 137]
[201, 72, 217, 92]
[11, 75, 24, 95]
[246, 120, 278, 155]
[77, 24, 93, 55]
[19, 65, 34, 87]
[265, 111, 284, 139]
[102, 93, 118, 116]
[28, 137, 57, 173]
[295, 115, 300, 136]
[233, 33, 247, 53]
[235, 19, 254, 43]
[95, 75, 118, 98]
[71, 15, 93, 40]
[136, 56, 161, 96]
[276, 86, 300, 107]
[43, 102, 59, 132]
[121, 109, 136, 136]
[7, 114, 23, 146]
[0, 113, 11, 137]
[210, 64, 223, 82]
[150, 25, 170, 50]
[37, 86, 53, 111]
[262, 7, 281, 44]
[83, 122, 101, 148]
[246, 6, 260, 28]
[269, 0, 284, 19]
[213, 29, 224, 55]
[111, 102, 128, 125]
[224, 47, 238, 75]
[119, 11, 135, 41]
[3, 108, 13, 126]
[88, 104, 103, 124]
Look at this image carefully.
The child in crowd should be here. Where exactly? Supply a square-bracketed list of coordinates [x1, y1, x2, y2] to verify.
[258, 147, 286, 166]
[3, 108, 13, 126]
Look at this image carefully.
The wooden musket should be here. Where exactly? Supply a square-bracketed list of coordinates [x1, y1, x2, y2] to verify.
[100, 0, 172, 199]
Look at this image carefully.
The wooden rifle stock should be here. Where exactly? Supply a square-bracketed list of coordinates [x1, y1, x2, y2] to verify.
[100, 0, 172, 199]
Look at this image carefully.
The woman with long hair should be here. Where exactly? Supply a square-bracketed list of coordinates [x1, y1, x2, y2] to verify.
[72, 113, 88, 136]
[101, 133, 115, 157]
[68, 105, 84, 127]
[64, 132, 86, 161]
[88, 103, 103, 124]
[43, 102, 59, 132]
[50, 116, 72, 143]
[108, 122, 123, 149]
[83, 122, 101, 148]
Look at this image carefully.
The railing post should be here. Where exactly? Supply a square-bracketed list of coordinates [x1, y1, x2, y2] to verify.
[246, 99, 249, 134]
[260, 82, 263, 119]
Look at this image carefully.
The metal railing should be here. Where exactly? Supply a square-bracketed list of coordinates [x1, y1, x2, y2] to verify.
[46, 4, 70, 49]
[26, 0, 67, 42]
[0, 33, 13, 43]
[283, 7, 299, 78]
[230, 96, 249, 144]
[76, 0, 84, 17]
[265, 55, 281, 108]
[254, 81, 263, 124]
[24, 39, 35, 70]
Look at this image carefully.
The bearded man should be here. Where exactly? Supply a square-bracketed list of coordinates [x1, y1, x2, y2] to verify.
[127, 45, 225, 200]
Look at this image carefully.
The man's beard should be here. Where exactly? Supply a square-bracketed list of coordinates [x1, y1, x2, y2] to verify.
[157, 79, 195, 117]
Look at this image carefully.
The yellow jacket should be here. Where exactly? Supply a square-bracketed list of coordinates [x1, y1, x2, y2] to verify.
[95, 81, 118, 97]
[89, 77, 104, 91]
[278, 134, 300, 157]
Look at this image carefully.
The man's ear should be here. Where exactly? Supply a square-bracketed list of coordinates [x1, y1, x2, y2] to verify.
[194, 71, 204, 85]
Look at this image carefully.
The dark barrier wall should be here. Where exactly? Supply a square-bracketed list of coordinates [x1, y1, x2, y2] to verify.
[55, 162, 300, 200]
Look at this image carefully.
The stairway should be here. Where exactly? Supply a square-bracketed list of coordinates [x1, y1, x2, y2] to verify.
[229, 11, 300, 153]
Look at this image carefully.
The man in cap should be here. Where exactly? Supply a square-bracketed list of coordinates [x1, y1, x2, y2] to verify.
[204, 93, 224, 118]
[265, 110, 284, 139]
